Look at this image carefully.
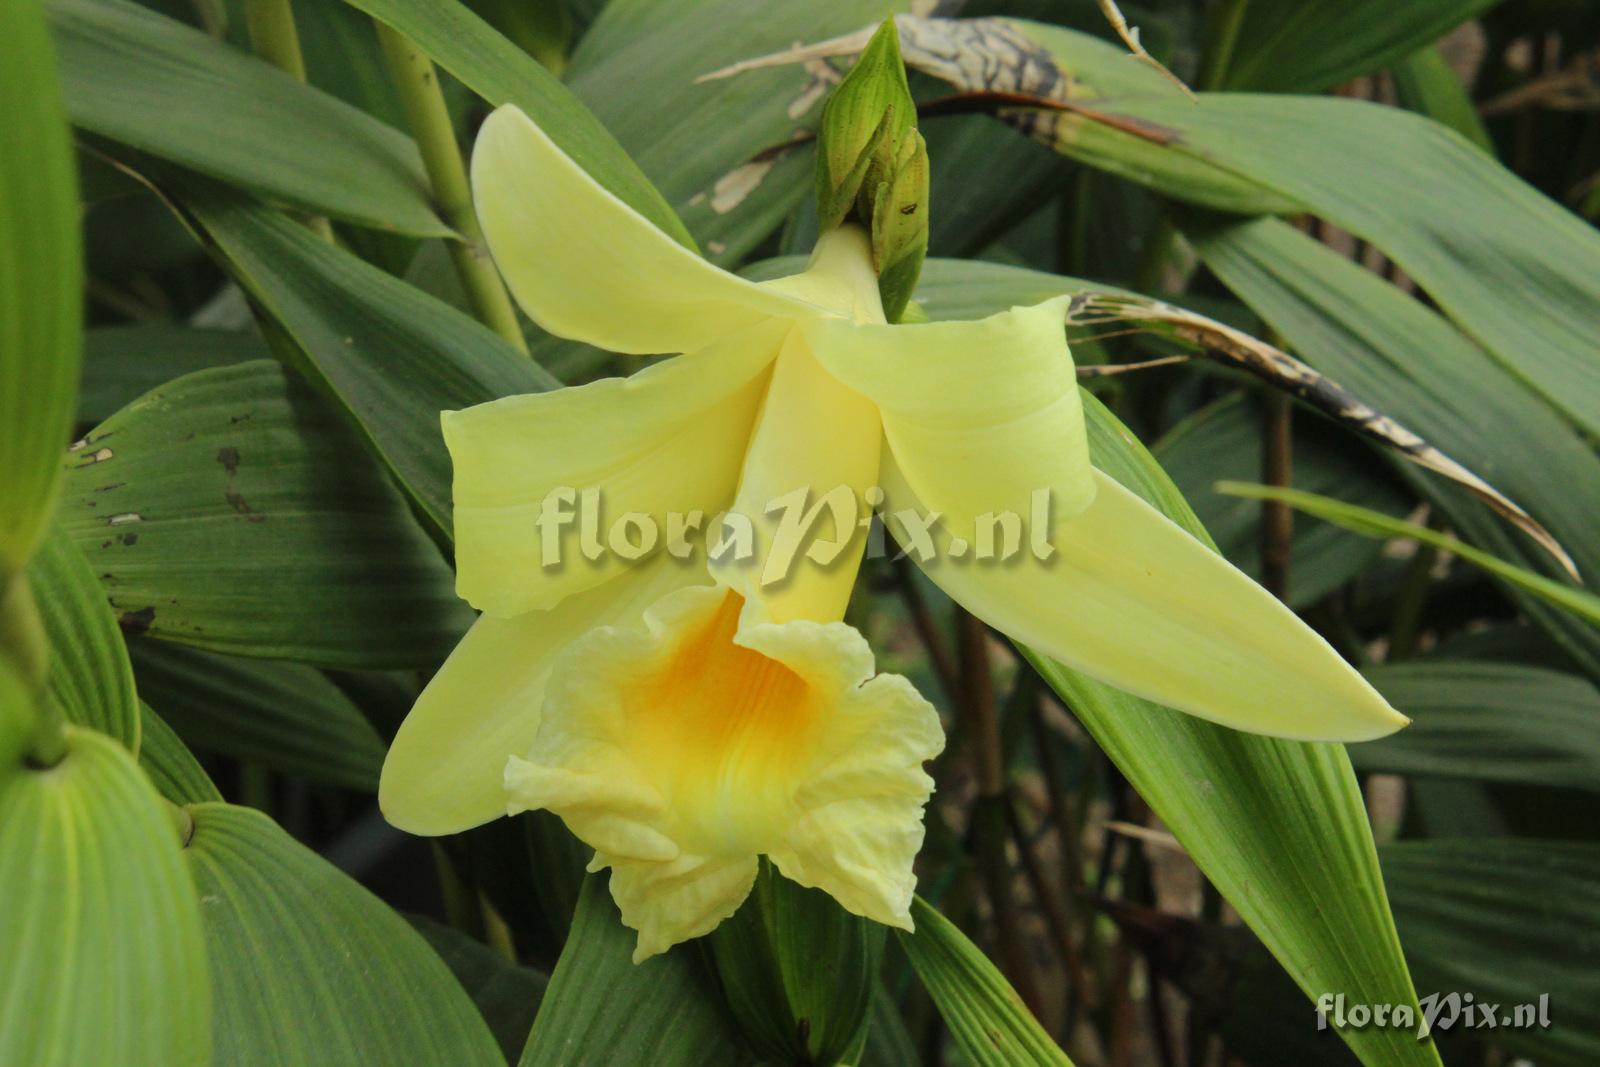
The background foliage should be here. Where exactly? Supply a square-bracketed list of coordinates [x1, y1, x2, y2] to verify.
[3, 0, 1598, 1064]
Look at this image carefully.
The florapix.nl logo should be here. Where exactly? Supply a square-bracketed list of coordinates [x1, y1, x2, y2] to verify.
[1316, 992, 1551, 1041]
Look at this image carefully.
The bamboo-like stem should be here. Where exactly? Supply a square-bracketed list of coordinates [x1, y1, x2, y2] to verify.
[1005, 790, 1094, 1015]
[376, 25, 529, 354]
[956, 608, 1044, 1016]
[1, 573, 64, 768]
[893, 554, 958, 702]
[1258, 390, 1293, 602]
[243, 0, 334, 242]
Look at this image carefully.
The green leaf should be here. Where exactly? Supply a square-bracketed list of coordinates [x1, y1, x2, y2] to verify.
[0, 727, 210, 1067]
[568, 0, 909, 262]
[1189, 216, 1600, 676]
[0, 0, 80, 571]
[48, 0, 448, 235]
[57, 360, 472, 668]
[1153, 391, 1411, 610]
[1213, 0, 1499, 93]
[138, 701, 223, 805]
[1356, 661, 1600, 792]
[901, 21, 1600, 441]
[1021, 390, 1439, 1067]
[27, 529, 139, 749]
[1390, 44, 1493, 154]
[183, 802, 504, 1066]
[173, 179, 555, 538]
[337, 0, 693, 248]
[898, 897, 1072, 1066]
[519, 875, 752, 1066]
[709, 864, 883, 1064]
[1219, 481, 1600, 631]
[412, 915, 549, 1062]
[80, 325, 268, 426]
[129, 640, 385, 791]
[1383, 839, 1600, 1066]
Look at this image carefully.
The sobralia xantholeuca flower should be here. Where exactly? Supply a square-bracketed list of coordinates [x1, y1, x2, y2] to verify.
[379, 104, 1406, 962]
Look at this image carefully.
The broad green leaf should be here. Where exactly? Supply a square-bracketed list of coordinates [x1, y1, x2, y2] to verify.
[138, 701, 223, 805]
[0, 727, 209, 1067]
[1357, 661, 1600, 792]
[80, 325, 268, 426]
[129, 640, 385, 791]
[27, 530, 139, 749]
[861, 982, 920, 1067]
[183, 802, 504, 1066]
[337, 0, 693, 247]
[48, 0, 448, 235]
[1190, 216, 1600, 676]
[1212, 0, 1499, 93]
[1219, 482, 1600, 631]
[1391, 45, 1493, 154]
[1384, 839, 1600, 1066]
[57, 361, 471, 668]
[0, 0, 80, 571]
[520, 875, 752, 1066]
[1154, 391, 1411, 609]
[173, 179, 555, 537]
[1018, 25, 1600, 440]
[412, 915, 549, 1062]
[898, 897, 1071, 1066]
[1022, 390, 1438, 1067]
[567, 0, 907, 262]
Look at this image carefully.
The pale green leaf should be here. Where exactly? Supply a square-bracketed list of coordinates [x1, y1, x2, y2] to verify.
[0, 0, 80, 571]
[184, 802, 504, 1066]
[0, 727, 209, 1067]
[898, 897, 1072, 1067]
[27, 529, 139, 749]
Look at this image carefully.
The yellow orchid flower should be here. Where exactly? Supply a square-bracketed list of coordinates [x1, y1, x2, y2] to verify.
[379, 104, 1407, 960]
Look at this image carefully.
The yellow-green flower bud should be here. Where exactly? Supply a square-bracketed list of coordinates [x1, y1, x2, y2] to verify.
[814, 19, 928, 322]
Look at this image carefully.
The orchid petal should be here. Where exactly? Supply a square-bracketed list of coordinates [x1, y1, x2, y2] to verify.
[712, 328, 882, 627]
[471, 104, 810, 354]
[378, 557, 705, 836]
[446, 317, 785, 617]
[882, 459, 1408, 741]
[802, 299, 1097, 552]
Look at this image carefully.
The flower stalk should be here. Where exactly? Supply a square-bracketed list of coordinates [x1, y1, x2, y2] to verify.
[376, 25, 528, 355]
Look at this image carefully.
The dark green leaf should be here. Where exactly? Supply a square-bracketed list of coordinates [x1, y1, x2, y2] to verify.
[1190, 216, 1600, 676]
[175, 179, 555, 537]
[129, 639, 385, 791]
[0, 727, 209, 1066]
[1357, 660, 1600, 791]
[185, 802, 504, 1066]
[138, 700, 222, 805]
[0, 0, 80, 570]
[80, 325, 268, 426]
[58, 360, 472, 668]
[1390, 45, 1493, 154]
[338, 0, 693, 247]
[49, 0, 448, 235]
[519, 875, 751, 1066]
[1215, 0, 1499, 93]
[412, 915, 549, 1062]
[1384, 839, 1600, 1066]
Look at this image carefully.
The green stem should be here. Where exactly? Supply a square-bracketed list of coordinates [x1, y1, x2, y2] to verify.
[376, 25, 529, 354]
[1, 572, 64, 768]
[165, 799, 196, 848]
[244, 0, 334, 242]
[1200, 0, 1252, 92]
[1387, 533, 1440, 662]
